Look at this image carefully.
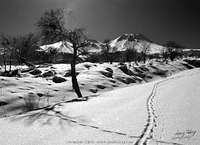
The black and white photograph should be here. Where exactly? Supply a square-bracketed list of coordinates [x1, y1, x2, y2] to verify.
[0, 0, 200, 144]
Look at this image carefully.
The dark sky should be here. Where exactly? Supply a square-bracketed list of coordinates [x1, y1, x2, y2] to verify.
[0, 0, 200, 48]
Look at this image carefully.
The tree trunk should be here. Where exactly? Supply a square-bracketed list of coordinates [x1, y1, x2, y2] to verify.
[135, 59, 138, 66]
[9, 55, 12, 72]
[108, 54, 113, 64]
[71, 48, 83, 98]
[3, 54, 6, 72]
[143, 53, 146, 64]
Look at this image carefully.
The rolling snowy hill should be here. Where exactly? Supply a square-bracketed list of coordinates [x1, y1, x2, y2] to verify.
[0, 67, 199, 145]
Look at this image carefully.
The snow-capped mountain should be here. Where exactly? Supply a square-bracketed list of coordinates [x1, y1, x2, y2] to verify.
[83, 39, 104, 54]
[39, 39, 104, 55]
[109, 33, 166, 54]
[39, 41, 74, 54]
[39, 33, 167, 56]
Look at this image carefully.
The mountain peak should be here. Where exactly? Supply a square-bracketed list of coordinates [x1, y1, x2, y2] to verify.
[116, 33, 151, 42]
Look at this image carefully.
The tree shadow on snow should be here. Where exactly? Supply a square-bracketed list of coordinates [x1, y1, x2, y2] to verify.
[9, 106, 90, 130]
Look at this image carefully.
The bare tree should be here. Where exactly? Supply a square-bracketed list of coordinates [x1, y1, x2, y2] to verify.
[0, 34, 13, 72]
[0, 33, 38, 72]
[124, 48, 138, 65]
[0, 47, 7, 72]
[65, 28, 90, 98]
[124, 38, 138, 65]
[161, 47, 169, 63]
[36, 9, 68, 45]
[165, 41, 184, 61]
[103, 39, 112, 63]
[12, 33, 39, 67]
[37, 9, 91, 98]
[141, 41, 151, 63]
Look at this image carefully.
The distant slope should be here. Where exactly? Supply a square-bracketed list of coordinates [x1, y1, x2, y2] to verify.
[109, 33, 166, 54]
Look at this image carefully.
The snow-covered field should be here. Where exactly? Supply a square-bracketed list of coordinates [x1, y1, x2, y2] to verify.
[0, 60, 199, 145]
[0, 60, 191, 117]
